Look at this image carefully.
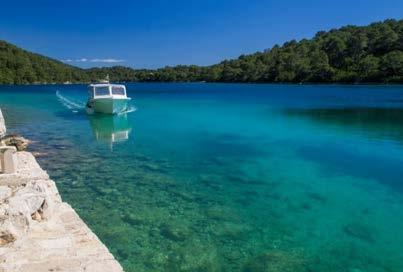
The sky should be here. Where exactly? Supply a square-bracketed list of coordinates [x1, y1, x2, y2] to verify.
[0, 0, 402, 69]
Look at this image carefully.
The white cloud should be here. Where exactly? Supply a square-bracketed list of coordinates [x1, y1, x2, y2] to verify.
[90, 58, 125, 63]
[62, 58, 125, 63]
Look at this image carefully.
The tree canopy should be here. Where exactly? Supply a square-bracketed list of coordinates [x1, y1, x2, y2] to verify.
[0, 19, 402, 84]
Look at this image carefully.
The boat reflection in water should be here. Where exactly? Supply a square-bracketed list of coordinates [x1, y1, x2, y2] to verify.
[88, 113, 132, 150]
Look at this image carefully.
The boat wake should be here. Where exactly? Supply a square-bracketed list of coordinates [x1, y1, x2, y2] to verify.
[118, 106, 137, 115]
[56, 91, 86, 113]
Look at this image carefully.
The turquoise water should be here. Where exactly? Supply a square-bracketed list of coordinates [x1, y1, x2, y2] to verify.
[1, 83, 403, 271]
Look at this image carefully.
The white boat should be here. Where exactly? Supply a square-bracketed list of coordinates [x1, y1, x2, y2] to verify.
[86, 83, 131, 114]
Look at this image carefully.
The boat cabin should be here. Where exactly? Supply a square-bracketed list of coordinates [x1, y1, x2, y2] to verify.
[88, 84, 127, 99]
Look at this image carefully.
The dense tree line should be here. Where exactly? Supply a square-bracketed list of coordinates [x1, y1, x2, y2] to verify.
[0, 41, 89, 84]
[0, 19, 402, 84]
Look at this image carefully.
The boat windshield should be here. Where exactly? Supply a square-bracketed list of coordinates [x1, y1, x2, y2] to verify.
[95, 86, 110, 96]
[111, 86, 125, 96]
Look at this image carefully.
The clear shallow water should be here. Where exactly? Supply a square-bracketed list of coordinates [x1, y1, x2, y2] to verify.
[1, 83, 403, 271]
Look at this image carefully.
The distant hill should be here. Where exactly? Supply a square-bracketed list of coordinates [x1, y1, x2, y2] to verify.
[0, 19, 402, 84]
[0, 41, 89, 84]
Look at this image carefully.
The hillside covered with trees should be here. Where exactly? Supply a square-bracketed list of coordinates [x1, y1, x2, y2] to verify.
[0, 41, 89, 84]
[0, 19, 402, 84]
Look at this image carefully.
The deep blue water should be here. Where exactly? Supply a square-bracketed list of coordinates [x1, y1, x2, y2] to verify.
[1, 83, 403, 271]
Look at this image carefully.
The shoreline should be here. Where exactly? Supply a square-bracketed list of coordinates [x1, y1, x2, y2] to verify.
[1, 82, 403, 87]
[0, 109, 123, 272]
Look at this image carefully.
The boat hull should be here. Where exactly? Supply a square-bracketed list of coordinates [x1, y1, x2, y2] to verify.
[87, 98, 130, 114]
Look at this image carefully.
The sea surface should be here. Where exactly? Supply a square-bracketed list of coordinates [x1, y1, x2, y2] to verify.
[1, 83, 403, 272]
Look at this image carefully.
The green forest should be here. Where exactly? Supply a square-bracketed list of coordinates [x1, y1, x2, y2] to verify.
[0, 19, 402, 84]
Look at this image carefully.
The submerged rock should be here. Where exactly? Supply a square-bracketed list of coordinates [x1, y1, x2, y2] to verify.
[243, 250, 308, 272]
[227, 175, 264, 186]
[343, 223, 375, 243]
[306, 192, 327, 203]
[212, 221, 251, 241]
[160, 223, 189, 242]
[349, 268, 364, 272]
[142, 162, 163, 172]
[1, 134, 31, 151]
[164, 243, 220, 272]
[121, 213, 144, 226]
[171, 191, 195, 202]
[206, 206, 238, 222]
[198, 175, 223, 191]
